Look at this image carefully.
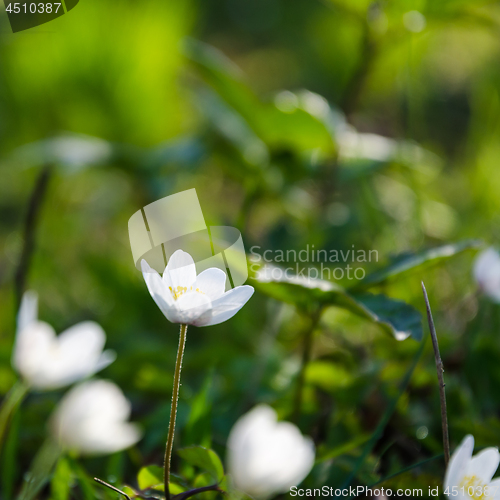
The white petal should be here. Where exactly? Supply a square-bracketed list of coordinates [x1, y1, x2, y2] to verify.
[13, 321, 54, 384]
[163, 250, 197, 289]
[201, 285, 254, 326]
[50, 380, 141, 455]
[141, 259, 175, 316]
[445, 435, 474, 489]
[17, 290, 38, 336]
[166, 292, 212, 325]
[95, 350, 117, 372]
[474, 248, 500, 302]
[77, 422, 142, 455]
[30, 321, 109, 390]
[488, 477, 500, 499]
[466, 447, 500, 484]
[227, 405, 314, 498]
[194, 268, 227, 300]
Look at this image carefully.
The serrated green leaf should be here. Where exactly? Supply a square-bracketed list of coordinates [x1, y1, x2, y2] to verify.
[177, 446, 224, 483]
[352, 240, 482, 291]
[137, 465, 164, 490]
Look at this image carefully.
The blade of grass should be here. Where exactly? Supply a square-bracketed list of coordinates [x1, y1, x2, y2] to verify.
[369, 453, 444, 487]
[341, 337, 426, 490]
[18, 439, 61, 500]
[0, 381, 29, 455]
[421, 282, 450, 467]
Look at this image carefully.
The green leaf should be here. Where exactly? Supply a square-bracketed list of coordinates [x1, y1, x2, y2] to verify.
[251, 265, 352, 309]
[169, 482, 185, 495]
[177, 446, 224, 483]
[184, 372, 214, 448]
[51, 457, 73, 500]
[352, 240, 482, 291]
[18, 439, 61, 500]
[351, 293, 423, 341]
[184, 39, 335, 158]
[337, 132, 441, 182]
[305, 361, 354, 392]
[221, 475, 253, 500]
[137, 465, 164, 490]
[253, 266, 423, 340]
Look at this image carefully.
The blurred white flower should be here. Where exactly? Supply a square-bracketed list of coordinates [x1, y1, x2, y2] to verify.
[141, 249, 254, 326]
[473, 248, 500, 302]
[13, 291, 115, 390]
[227, 405, 315, 499]
[444, 435, 500, 497]
[50, 380, 141, 455]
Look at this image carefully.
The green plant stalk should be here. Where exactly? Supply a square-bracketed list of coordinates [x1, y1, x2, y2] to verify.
[0, 380, 29, 455]
[164, 324, 188, 500]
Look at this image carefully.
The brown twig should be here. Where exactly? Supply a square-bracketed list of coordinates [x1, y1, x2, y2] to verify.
[14, 165, 52, 309]
[94, 478, 131, 500]
[94, 478, 222, 500]
[421, 281, 450, 467]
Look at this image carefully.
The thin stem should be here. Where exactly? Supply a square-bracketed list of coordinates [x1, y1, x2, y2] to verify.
[94, 478, 131, 500]
[421, 281, 450, 467]
[14, 165, 52, 310]
[164, 324, 188, 500]
[293, 308, 322, 424]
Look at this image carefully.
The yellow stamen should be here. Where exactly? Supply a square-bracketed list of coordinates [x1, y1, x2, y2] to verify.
[169, 285, 205, 300]
[459, 475, 488, 499]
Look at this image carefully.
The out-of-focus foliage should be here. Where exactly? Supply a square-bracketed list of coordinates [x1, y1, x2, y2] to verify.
[2, 0, 500, 497]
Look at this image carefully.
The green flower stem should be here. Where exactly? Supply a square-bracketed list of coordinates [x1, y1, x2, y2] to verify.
[0, 380, 29, 455]
[164, 323, 188, 500]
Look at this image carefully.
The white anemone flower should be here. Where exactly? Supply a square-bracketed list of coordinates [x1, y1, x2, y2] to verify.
[50, 380, 142, 455]
[12, 291, 115, 390]
[141, 250, 254, 326]
[444, 435, 500, 498]
[227, 405, 315, 499]
[473, 248, 500, 303]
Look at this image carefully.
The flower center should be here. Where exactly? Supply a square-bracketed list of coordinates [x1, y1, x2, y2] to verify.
[459, 475, 489, 499]
[169, 285, 205, 301]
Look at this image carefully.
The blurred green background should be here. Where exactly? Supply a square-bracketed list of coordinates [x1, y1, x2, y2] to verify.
[2, 0, 500, 497]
